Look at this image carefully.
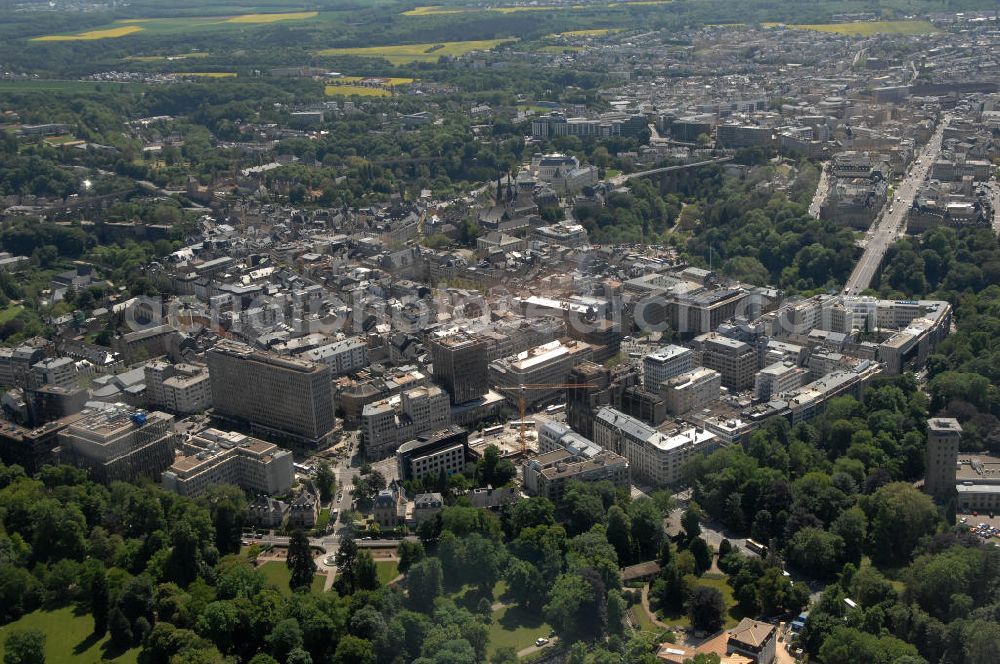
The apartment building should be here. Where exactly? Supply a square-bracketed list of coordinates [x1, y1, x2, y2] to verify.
[660, 367, 722, 415]
[592, 407, 717, 487]
[207, 340, 336, 450]
[361, 385, 451, 460]
[691, 333, 757, 391]
[643, 345, 694, 391]
[58, 405, 175, 484]
[161, 428, 294, 498]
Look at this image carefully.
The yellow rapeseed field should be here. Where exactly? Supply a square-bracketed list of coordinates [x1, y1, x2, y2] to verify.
[324, 85, 392, 97]
[225, 11, 318, 23]
[32, 25, 144, 41]
[174, 72, 237, 78]
[765, 20, 940, 36]
[318, 39, 515, 65]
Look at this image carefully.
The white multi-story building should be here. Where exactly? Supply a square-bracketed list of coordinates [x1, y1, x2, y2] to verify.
[144, 361, 212, 415]
[361, 385, 451, 460]
[301, 336, 369, 376]
[691, 333, 757, 391]
[643, 345, 695, 391]
[489, 339, 593, 409]
[161, 428, 294, 498]
[753, 361, 810, 402]
[58, 404, 175, 484]
[660, 367, 721, 415]
[592, 407, 717, 487]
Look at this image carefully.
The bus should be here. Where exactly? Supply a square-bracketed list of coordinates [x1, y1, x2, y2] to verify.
[483, 425, 504, 436]
[745, 539, 768, 556]
[509, 420, 536, 429]
[546, 403, 566, 414]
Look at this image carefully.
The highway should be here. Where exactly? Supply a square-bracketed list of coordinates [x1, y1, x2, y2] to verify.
[842, 116, 949, 295]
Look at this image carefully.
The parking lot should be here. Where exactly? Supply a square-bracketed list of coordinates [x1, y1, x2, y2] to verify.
[959, 514, 1000, 543]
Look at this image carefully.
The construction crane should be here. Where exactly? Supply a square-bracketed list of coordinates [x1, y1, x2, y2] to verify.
[495, 383, 595, 454]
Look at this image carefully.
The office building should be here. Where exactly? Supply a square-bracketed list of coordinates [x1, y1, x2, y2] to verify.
[300, 336, 369, 376]
[523, 448, 629, 502]
[58, 405, 175, 484]
[660, 367, 722, 415]
[207, 340, 336, 450]
[396, 426, 469, 481]
[753, 362, 809, 402]
[0, 416, 76, 474]
[691, 333, 757, 391]
[428, 332, 488, 404]
[489, 339, 593, 410]
[144, 361, 213, 415]
[643, 345, 694, 391]
[30, 357, 78, 390]
[592, 407, 717, 487]
[361, 385, 451, 460]
[161, 428, 294, 498]
[926, 417, 962, 498]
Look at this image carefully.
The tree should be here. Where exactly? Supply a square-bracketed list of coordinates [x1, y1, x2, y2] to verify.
[332, 635, 374, 664]
[688, 586, 725, 634]
[268, 619, 303, 662]
[681, 502, 702, 541]
[200, 485, 246, 556]
[334, 533, 358, 594]
[544, 571, 607, 639]
[863, 483, 939, 567]
[3, 630, 45, 664]
[286, 530, 316, 592]
[786, 527, 844, 579]
[355, 550, 380, 591]
[491, 646, 518, 664]
[316, 462, 336, 503]
[91, 570, 109, 637]
[109, 607, 134, 647]
[407, 558, 444, 609]
[688, 538, 713, 576]
[606, 506, 634, 564]
[397, 539, 425, 574]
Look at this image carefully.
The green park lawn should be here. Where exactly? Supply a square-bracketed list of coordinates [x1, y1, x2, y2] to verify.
[0, 605, 139, 664]
[259, 561, 326, 595]
[487, 605, 551, 658]
[0, 304, 23, 325]
[657, 573, 747, 629]
[376, 560, 399, 586]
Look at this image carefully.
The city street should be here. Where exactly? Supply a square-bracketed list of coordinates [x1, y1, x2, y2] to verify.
[843, 116, 950, 295]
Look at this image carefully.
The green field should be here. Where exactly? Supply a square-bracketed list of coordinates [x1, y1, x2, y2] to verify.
[375, 560, 400, 585]
[0, 606, 139, 664]
[0, 305, 23, 324]
[259, 561, 327, 595]
[0, 80, 147, 93]
[324, 85, 391, 97]
[487, 605, 551, 657]
[767, 20, 940, 36]
[31, 11, 320, 41]
[318, 39, 517, 65]
[657, 574, 747, 629]
[403, 1, 669, 15]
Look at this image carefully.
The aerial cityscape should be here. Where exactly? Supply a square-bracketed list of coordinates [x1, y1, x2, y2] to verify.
[0, 1, 998, 663]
